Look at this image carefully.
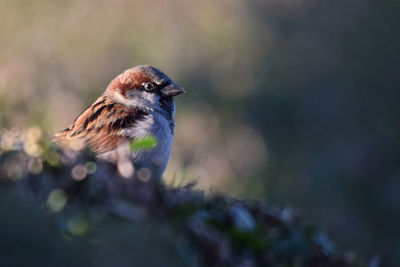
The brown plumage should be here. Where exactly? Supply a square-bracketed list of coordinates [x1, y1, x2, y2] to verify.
[52, 65, 185, 177]
[53, 95, 148, 153]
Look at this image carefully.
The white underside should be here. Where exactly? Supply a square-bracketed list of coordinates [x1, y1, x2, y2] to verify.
[99, 90, 175, 178]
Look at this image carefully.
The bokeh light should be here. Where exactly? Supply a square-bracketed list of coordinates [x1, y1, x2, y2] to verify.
[71, 164, 87, 181]
[117, 158, 134, 179]
[137, 167, 151, 182]
[47, 189, 68, 213]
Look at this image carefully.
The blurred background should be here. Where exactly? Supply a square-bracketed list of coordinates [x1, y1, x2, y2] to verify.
[0, 0, 399, 265]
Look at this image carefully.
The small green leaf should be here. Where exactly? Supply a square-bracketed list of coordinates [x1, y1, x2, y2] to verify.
[130, 135, 158, 152]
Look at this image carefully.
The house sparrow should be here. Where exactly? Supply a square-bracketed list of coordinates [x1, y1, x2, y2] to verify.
[53, 65, 185, 179]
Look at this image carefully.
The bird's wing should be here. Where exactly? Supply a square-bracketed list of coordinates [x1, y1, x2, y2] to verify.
[53, 95, 149, 154]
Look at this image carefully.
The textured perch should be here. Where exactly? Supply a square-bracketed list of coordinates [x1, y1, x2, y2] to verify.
[0, 128, 367, 267]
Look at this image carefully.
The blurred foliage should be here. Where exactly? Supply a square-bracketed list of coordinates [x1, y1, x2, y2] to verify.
[0, 129, 366, 266]
[0, 0, 399, 265]
[129, 135, 158, 152]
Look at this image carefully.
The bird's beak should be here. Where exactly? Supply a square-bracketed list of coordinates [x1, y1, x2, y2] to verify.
[160, 82, 185, 97]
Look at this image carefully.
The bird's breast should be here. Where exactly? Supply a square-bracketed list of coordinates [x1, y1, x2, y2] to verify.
[125, 112, 174, 174]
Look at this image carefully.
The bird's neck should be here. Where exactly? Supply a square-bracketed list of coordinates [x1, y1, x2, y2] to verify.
[159, 97, 175, 121]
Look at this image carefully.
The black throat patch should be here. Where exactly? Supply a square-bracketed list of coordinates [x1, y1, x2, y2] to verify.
[159, 97, 175, 134]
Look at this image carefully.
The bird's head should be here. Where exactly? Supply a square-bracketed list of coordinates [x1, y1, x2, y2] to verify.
[106, 65, 185, 110]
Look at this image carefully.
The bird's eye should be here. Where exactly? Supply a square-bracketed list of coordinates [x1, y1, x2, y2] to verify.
[142, 82, 155, 91]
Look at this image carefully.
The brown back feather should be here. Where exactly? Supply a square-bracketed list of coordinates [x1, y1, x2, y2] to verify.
[53, 95, 149, 153]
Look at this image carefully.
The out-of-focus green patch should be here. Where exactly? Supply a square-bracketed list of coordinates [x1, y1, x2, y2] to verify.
[45, 150, 61, 167]
[67, 214, 90, 236]
[47, 189, 67, 212]
[130, 136, 158, 152]
[227, 228, 268, 252]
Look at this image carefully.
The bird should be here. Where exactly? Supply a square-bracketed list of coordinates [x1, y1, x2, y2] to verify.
[53, 65, 185, 179]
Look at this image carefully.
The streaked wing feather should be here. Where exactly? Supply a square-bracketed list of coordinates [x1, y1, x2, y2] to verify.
[53, 95, 149, 153]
